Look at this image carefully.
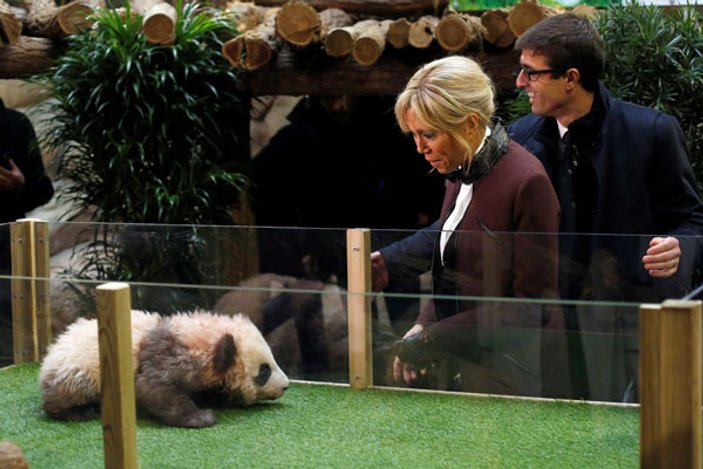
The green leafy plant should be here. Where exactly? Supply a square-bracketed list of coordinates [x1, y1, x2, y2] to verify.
[595, 2, 703, 187]
[35, 1, 248, 312]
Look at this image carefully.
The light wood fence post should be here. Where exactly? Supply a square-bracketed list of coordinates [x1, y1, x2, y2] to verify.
[346, 228, 372, 388]
[96, 282, 138, 469]
[10, 218, 50, 363]
[640, 299, 702, 468]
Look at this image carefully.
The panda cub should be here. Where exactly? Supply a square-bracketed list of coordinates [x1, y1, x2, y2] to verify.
[39, 310, 289, 428]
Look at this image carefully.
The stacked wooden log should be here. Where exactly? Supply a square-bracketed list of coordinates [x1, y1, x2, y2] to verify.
[220, 0, 571, 71]
[0, 0, 22, 47]
[0, 0, 598, 81]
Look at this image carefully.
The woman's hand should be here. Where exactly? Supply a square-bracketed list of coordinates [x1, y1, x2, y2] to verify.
[392, 324, 427, 384]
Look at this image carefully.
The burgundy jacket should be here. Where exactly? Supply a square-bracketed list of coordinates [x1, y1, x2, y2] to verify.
[418, 138, 560, 329]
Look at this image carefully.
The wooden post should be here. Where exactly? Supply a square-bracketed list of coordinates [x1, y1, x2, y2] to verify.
[10, 218, 50, 363]
[96, 282, 137, 469]
[346, 228, 372, 388]
[640, 299, 702, 469]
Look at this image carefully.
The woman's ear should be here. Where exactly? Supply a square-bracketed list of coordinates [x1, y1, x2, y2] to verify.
[464, 113, 480, 133]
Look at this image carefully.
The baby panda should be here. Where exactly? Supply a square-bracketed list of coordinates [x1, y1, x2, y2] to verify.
[39, 310, 289, 428]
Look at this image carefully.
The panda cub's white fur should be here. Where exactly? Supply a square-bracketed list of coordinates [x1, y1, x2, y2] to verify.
[39, 310, 289, 428]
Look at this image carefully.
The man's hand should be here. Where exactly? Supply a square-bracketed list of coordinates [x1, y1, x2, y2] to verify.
[0, 159, 25, 192]
[371, 251, 389, 292]
[642, 236, 681, 278]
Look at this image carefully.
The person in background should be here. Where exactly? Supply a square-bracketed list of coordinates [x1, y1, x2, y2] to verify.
[386, 56, 560, 396]
[508, 13, 703, 402]
[249, 94, 446, 380]
[0, 99, 55, 366]
[252, 94, 445, 317]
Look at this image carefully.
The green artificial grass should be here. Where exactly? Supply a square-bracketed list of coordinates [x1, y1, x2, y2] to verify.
[1, 364, 639, 468]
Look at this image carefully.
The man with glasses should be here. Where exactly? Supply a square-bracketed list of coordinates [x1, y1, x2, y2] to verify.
[509, 13, 703, 402]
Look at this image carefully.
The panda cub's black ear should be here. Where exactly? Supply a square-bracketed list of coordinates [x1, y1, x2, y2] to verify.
[213, 333, 237, 374]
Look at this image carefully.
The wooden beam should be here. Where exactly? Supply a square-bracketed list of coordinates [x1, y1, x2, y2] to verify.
[10, 218, 50, 363]
[33, 220, 51, 359]
[97, 282, 138, 469]
[346, 228, 372, 388]
[237, 48, 519, 96]
[640, 299, 702, 469]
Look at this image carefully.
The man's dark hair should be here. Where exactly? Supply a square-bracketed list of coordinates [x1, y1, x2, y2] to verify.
[515, 13, 605, 92]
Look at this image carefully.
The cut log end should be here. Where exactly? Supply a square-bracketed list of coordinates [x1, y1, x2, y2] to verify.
[0, 442, 28, 469]
[481, 9, 515, 49]
[352, 36, 383, 66]
[508, 0, 552, 38]
[435, 15, 471, 52]
[324, 28, 353, 57]
[144, 14, 175, 44]
[408, 15, 437, 49]
[387, 17, 410, 49]
[222, 32, 274, 71]
[275, 1, 320, 46]
[57, 2, 94, 35]
[243, 35, 272, 70]
[222, 35, 244, 67]
[143, 3, 177, 45]
[0, 6, 23, 45]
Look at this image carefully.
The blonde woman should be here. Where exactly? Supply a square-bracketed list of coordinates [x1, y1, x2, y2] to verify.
[385, 56, 560, 396]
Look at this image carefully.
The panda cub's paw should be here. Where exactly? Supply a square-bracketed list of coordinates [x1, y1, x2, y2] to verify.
[178, 409, 217, 428]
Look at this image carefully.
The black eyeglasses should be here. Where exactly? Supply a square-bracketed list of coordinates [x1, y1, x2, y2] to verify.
[519, 65, 565, 81]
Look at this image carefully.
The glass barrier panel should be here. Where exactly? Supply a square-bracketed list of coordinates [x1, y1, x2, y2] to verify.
[11, 223, 352, 383]
[369, 228, 703, 404]
[3, 222, 702, 405]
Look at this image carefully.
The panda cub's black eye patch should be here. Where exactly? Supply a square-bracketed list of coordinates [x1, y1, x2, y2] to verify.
[255, 363, 272, 386]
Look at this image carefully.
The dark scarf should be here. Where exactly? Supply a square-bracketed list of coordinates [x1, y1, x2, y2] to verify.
[445, 120, 509, 184]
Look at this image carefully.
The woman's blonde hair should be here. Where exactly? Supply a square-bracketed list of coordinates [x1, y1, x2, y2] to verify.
[395, 56, 495, 156]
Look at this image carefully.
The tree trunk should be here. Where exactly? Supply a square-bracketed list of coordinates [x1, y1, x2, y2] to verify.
[57, 2, 95, 35]
[386, 17, 410, 49]
[223, 8, 278, 70]
[408, 14, 437, 49]
[23, 0, 100, 38]
[142, 2, 177, 45]
[481, 8, 515, 49]
[224, 1, 268, 34]
[24, 0, 62, 38]
[507, 0, 558, 38]
[275, 0, 320, 47]
[351, 19, 391, 66]
[0, 1, 22, 47]
[0, 35, 61, 78]
[319, 7, 352, 34]
[323, 18, 374, 58]
[434, 13, 485, 53]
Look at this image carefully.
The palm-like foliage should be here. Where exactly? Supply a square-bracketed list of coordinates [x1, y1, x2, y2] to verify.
[39, 1, 245, 224]
[595, 1, 703, 187]
[34, 1, 247, 312]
